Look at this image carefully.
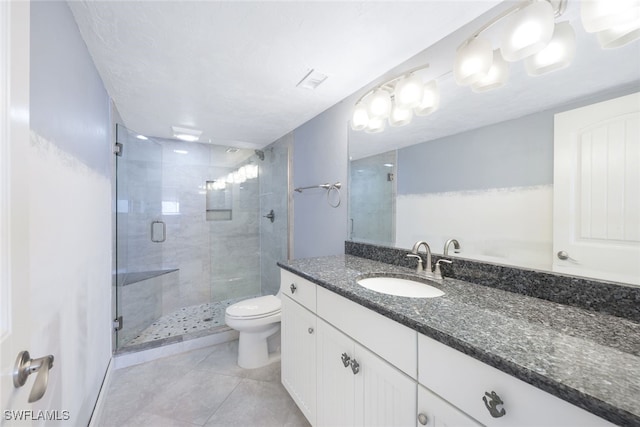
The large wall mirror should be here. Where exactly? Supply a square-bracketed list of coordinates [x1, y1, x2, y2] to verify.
[348, 1, 640, 285]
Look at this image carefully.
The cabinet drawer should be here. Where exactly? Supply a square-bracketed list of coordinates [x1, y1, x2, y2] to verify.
[418, 334, 614, 426]
[317, 286, 417, 378]
[280, 269, 316, 312]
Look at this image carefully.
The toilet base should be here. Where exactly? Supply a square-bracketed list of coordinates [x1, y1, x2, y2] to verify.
[237, 323, 281, 369]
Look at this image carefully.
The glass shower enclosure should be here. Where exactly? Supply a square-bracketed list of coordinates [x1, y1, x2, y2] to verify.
[114, 124, 289, 351]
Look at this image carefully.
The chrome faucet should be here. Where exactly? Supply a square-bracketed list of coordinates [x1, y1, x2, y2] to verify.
[407, 241, 434, 278]
[444, 239, 460, 256]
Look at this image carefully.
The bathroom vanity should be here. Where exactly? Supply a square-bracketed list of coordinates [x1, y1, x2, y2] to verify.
[278, 253, 639, 426]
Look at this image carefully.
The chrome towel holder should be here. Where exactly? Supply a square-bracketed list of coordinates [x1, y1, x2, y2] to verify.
[294, 182, 342, 208]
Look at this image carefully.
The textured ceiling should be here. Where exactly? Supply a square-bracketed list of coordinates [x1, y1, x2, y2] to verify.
[68, 1, 502, 149]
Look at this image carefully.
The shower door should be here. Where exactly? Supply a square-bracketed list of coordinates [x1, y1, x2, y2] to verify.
[114, 124, 278, 351]
[115, 124, 167, 349]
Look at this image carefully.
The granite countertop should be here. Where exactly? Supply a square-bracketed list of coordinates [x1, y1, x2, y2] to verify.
[278, 254, 640, 426]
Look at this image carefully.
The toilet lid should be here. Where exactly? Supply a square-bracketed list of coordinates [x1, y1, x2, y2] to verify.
[226, 295, 281, 318]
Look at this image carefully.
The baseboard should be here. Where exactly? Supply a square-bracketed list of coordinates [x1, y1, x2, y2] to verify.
[87, 357, 114, 427]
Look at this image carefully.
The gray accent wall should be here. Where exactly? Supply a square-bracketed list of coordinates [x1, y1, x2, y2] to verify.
[397, 84, 640, 196]
[30, 1, 111, 178]
[293, 101, 350, 259]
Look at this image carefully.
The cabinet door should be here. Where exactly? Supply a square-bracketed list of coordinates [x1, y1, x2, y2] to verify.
[281, 295, 317, 425]
[417, 385, 481, 427]
[317, 319, 357, 427]
[355, 342, 416, 427]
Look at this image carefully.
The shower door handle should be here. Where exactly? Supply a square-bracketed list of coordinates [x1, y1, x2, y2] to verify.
[151, 220, 166, 243]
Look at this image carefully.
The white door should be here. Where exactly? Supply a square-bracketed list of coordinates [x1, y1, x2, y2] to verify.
[281, 295, 317, 425]
[316, 319, 356, 427]
[554, 92, 640, 285]
[1, 1, 36, 423]
[354, 342, 416, 427]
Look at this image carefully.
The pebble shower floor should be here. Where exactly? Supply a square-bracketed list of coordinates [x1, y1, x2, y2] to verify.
[124, 296, 252, 346]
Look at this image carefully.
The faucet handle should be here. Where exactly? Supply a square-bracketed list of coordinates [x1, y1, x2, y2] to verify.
[406, 254, 423, 273]
[434, 259, 453, 280]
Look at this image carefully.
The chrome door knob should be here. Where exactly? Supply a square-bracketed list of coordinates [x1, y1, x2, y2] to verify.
[308, 327, 314, 334]
[557, 250, 569, 260]
[418, 413, 428, 425]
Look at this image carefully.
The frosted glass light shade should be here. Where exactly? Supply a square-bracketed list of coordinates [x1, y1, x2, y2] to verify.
[394, 74, 424, 109]
[454, 37, 494, 86]
[414, 80, 440, 116]
[581, 0, 640, 33]
[367, 89, 392, 119]
[389, 103, 413, 127]
[351, 103, 369, 131]
[501, 0, 555, 62]
[471, 49, 510, 92]
[365, 117, 386, 133]
[596, 19, 640, 48]
[525, 21, 576, 76]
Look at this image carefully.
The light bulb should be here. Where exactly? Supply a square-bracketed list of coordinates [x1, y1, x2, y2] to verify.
[365, 117, 386, 133]
[351, 103, 369, 131]
[501, 1, 555, 62]
[367, 89, 392, 119]
[414, 80, 440, 116]
[389, 103, 413, 127]
[525, 21, 576, 75]
[454, 37, 494, 86]
[393, 74, 423, 109]
[471, 49, 510, 92]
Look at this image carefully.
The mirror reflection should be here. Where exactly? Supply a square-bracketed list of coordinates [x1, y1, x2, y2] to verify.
[347, 1, 640, 285]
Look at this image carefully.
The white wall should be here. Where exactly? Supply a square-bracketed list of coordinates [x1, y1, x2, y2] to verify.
[29, 2, 112, 424]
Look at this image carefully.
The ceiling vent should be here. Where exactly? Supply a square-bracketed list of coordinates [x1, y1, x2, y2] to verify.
[296, 69, 328, 90]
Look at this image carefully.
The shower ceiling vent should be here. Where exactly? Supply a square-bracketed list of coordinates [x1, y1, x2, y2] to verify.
[296, 68, 328, 90]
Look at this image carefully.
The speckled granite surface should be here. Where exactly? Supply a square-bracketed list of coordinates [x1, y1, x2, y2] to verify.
[278, 254, 640, 426]
[346, 241, 640, 322]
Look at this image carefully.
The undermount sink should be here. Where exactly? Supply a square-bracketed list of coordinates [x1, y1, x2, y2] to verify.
[356, 275, 445, 298]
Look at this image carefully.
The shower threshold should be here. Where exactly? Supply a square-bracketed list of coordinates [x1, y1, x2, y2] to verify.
[116, 296, 255, 355]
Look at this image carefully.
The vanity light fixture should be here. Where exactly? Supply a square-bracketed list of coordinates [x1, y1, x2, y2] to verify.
[350, 0, 639, 133]
[171, 126, 202, 142]
[350, 64, 442, 132]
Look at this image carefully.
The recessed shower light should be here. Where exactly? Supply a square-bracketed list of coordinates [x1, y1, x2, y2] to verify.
[173, 150, 188, 155]
[171, 126, 202, 142]
[384, 163, 394, 168]
[136, 134, 148, 140]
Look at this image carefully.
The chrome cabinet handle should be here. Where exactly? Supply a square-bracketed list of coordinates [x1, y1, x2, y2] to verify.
[418, 413, 428, 425]
[308, 327, 314, 334]
[483, 391, 506, 418]
[290, 283, 297, 294]
[341, 352, 351, 367]
[13, 351, 54, 403]
[350, 359, 360, 375]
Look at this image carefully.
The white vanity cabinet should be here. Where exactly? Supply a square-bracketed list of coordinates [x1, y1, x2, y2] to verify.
[279, 268, 616, 427]
[280, 270, 318, 425]
[316, 318, 416, 427]
[418, 334, 615, 427]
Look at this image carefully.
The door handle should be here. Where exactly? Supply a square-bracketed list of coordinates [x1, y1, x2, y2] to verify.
[13, 351, 55, 403]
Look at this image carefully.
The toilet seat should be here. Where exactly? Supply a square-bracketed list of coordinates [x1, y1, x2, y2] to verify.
[226, 295, 281, 320]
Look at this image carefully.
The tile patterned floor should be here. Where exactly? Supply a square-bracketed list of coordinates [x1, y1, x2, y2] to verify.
[125, 297, 255, 347]
[94, 340, 310, 427]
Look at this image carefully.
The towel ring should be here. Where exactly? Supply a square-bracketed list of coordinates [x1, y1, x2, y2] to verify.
[327, 183, 341, 208]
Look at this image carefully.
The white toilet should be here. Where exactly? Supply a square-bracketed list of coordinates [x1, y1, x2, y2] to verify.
[225, 294, 281, 369]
